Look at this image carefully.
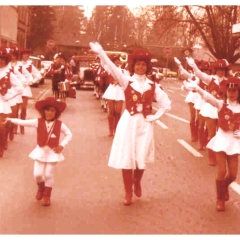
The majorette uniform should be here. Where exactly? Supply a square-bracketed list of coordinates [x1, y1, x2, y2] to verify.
[0, 66, 24, 114]
[178, 65, 199, 105]
[7, 63, 25, 106]
[9, 61, 34, 98]
[97, 52, 171, 169]
[21, 60, 42, 96]
[8, 118, 72, 162]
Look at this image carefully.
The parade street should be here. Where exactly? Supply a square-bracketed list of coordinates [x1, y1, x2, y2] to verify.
[1, 78, 240, 234]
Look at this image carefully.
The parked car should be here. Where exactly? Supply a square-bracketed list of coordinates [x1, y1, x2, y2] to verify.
[162, 68, 178, 78]
[41, 60, 54, 79]
[28, 56, 45, 87]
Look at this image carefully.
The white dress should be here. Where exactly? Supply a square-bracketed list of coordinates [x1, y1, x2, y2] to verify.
[9, 118, 72, 162]
[97, 51, 171, 169]
[200, 92, 240, 155]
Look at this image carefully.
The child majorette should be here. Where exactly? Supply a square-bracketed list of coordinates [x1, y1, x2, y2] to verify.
[5, 97, 72, 206]
[184, 76, 240, 212]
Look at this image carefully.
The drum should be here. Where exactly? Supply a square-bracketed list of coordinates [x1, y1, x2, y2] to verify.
[58, 81, 70, 92]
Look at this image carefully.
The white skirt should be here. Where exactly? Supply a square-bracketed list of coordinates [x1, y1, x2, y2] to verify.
[185, 91, 198, 104]
[108, 110, 155, 169]
[0, 98, 12, 114]
[199, 101, 218, 119]
[207, 128, 240, 155]
[29, 145, 65, 162]
[102, 84, 125, 101]
[22, 86, 32, 98]
[194, 93, 205, 110]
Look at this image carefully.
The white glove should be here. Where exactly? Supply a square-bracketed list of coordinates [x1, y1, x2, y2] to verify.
[233, 130, 240, 139]
[3, 117, 12, 124]
[185, 57, 196, 68]
[89, 42, 104, 55]
[183, 78, 198, 91]
[145, 109, 165, 122]
[145, 114, 159, 122]
[174, 57, 181, 66]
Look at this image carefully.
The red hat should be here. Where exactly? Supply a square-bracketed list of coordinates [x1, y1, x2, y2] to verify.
[19, 48, 32, 55]
[199, 60, 211, 70]
[213, 59, 230, 70]
[220, 77, 240, 93]
[0, 46, 11, 63]
[35, 97, 66, 113]
[128, 49, 152, 62]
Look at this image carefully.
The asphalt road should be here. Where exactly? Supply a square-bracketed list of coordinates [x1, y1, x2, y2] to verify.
[0, 78, 240, 234]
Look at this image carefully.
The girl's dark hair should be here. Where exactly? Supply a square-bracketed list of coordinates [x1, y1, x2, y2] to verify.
[128, 59, 152, 76]
[38, 106, 61, 120]
[223, 89, 240, 103]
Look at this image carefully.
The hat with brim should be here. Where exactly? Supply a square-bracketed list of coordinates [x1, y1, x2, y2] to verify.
[220, 77, 240, 93]
[19, 48, 32, 55]
[128, 49, 152, 62]
[35, 97, 66, 113]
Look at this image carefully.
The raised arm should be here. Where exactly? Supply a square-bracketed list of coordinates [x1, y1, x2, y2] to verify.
[186, 57, 213, 85]
[89, 42, 129, 90]
[174, 57, 194, 79]
[183, 78, 223, 111]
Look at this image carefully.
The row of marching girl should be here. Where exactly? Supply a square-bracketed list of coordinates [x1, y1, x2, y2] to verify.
[184, 76, 240, 212]
[174, 58, 211, 153]
[7, 47, 40, 137]
[89, 42, 171, 206]
[0, 47, 24, 157]
[186, 58, 232, 166]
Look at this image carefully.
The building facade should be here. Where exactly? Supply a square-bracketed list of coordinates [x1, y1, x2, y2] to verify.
[0, 6, 30, 47]
[0, 6, 18, 46]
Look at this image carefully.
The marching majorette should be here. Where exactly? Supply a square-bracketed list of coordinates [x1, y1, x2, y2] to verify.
[7, 46, 32, 138]
[174, 57, 200, 142]
[186, 57, 230, 166]
[184, 76, 240, 212]
[102, 54, 125, 136]
[89, 42, 171, 206]
[0, 47, 24, 157]
[5, 96, 72, 206]
[20, 48, 42, 134]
